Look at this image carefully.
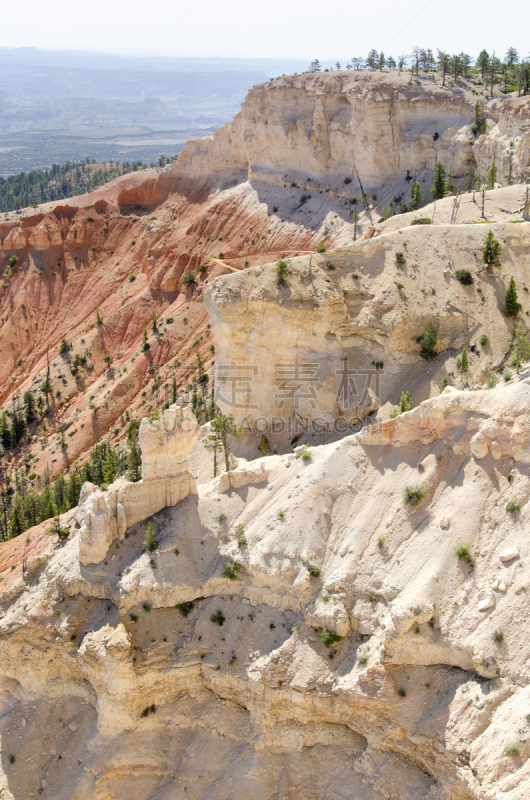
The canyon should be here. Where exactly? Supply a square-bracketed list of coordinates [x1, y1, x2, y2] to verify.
[0, 68, 530, 799]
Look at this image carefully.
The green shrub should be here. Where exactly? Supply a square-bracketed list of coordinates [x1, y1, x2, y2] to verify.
[141, 704, 156, 717]
[480, 333, 488, 346]
[275, 260, 289, 284]
[411, 218, 431, 225]
[487, 373, 499, 389]
[397, 688, 407, 697]
[277, 509, 285, 519]
[504, 277, 522, 317]
[344, 177, 352, 184]
[493, 629, 504, 644]
[326, 261, 335, 270]
[403, 483, 425, 506]
[129, 274, 136, 282]
[142, 522, 157, 552]
[181, 272, 196, 286]
[482, 230, 501, 267]
[505, 743, 521, 756]
[503, 369, 513, 382]
[368, 593, 377, 603]
[301, 448, 312, 461]
[237, 533, 247, 547]
[9, 255, 18, 268]
[143, 603, 152, 613]
[395, 252, 406, 266]
[308, 564, 321, 578]
[319, 628, 341, 647]
[176, 602, 194, 617]
[396, 282, 404, 290]
[455, 269, 474, 285]
[223, 562, 239, 580]
[210, 610, 225, 626]
[316, 242, 326, 253]
[197, 263, 208, 272]
[506, 495, 521, 512]
[419, 319, 438, 359]
[455, 542, 474, 568]
[377, 536, 386, 550]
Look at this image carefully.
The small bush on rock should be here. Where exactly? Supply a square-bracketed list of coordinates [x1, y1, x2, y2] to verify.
[319, 628, 341, 648]
[455, 542, 474, 568]
[506, 495, 521, 512]
[455, 269, 474, 285]
[223, 562, 239, 580]
[275, 260, 289, 284]
[403, 483, 425, 506]
[210, 610, 225, 626]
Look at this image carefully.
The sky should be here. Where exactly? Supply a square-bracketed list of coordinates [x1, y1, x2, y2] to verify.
[0, 0, 528, 63]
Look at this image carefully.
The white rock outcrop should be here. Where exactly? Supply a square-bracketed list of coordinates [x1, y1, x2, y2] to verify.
[78, 403, 199, 565]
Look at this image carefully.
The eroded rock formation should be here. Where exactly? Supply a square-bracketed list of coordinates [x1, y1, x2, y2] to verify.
[1, 378, 530, 797]
[78, 403, 199, 564]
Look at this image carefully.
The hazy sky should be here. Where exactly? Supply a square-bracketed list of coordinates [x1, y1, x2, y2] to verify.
[1, 0, 528, 62]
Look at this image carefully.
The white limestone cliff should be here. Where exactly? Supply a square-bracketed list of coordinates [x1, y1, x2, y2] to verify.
[78, 402, 199, 565]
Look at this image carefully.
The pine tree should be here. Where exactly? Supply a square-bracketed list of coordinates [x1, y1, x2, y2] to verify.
[171, 376, 178, 404]
[54, 474, 68, 513]
[486, 157, 497, 189]
[81, 461, 92, 484]
[482, 230, 502, 267]
[430, 163, 447, 200]
[420, 319, 439, 359]
[366, 49, 379, 70]
[399, 392, 411, 413]
[471, 101, 485, 135]
[38, 484, 57, 522]
[203, 414, 243, 472]
[0, 411, 11, 450]
[152, 311, 157, 333]
[410, 180, 423, 210]
[142, 521, 157, 552]
[460, 349, 469, 374]
[504, 277, 522, 317]
[142, 329, 150, 351]
[104, 448, 117, 485]
[127, 439, 142, 482]
[23, 390, 35, 422]
[509, 322, 530, 373]
[476, 50, 490, 78]
[259, 435, 270, 457]
[9, 503, 23, 539]
[67, 470, 82, 508]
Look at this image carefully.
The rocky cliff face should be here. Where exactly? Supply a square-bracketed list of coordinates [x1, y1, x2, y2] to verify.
[2, 72, 530, 800]
[204, 195, 530, 452]
[176, 71, 530, 189]
[1, 377, 530, 799]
